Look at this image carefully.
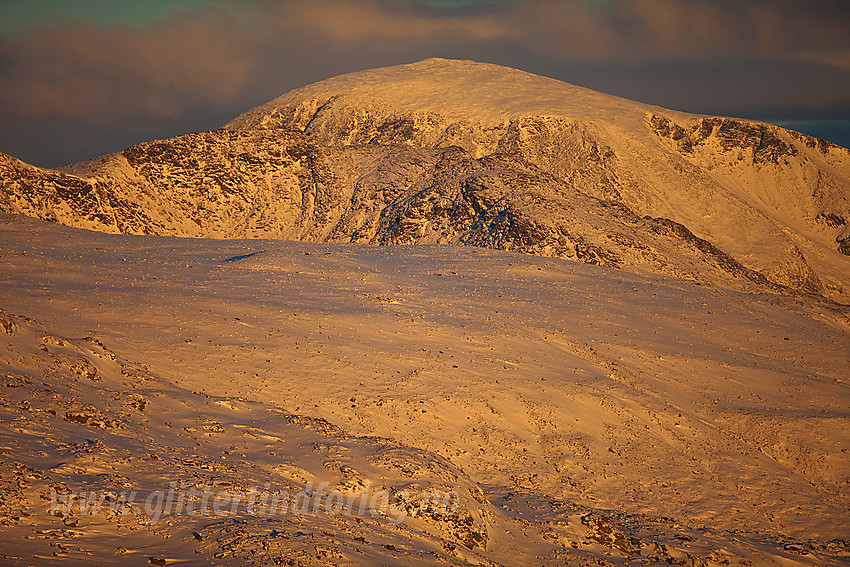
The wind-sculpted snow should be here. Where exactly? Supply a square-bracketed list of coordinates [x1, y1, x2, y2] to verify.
[1, 59, 849, 299]
[2, 215, 849, 565]
[0, 304, 495, 565]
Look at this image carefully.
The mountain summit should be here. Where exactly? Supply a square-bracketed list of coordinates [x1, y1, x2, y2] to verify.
[2, 59, 849, 298]
[225, 58, 672, 131]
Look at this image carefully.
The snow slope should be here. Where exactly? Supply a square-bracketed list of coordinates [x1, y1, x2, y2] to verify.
[1, 214, 849, 565]
[224, 58, 850, 297]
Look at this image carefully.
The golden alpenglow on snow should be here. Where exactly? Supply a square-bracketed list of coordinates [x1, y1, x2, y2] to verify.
[1, 57, 849, 566]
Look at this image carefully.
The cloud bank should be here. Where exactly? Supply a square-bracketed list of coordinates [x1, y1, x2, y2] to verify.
[1, 0, 849, 166]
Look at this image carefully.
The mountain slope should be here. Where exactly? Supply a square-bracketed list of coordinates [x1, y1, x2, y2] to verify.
[2, 58, 849, 299]
[224, 58, 850, 297]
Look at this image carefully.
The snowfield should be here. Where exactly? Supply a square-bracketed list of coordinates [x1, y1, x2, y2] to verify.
[1, 214, 848, 565]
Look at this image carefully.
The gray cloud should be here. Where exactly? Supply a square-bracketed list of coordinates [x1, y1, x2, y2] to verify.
[0, 5, 253, 122]
[1, 0, 849, 166]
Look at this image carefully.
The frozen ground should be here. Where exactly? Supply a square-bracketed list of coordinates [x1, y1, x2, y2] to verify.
[1, 213, 849, 565]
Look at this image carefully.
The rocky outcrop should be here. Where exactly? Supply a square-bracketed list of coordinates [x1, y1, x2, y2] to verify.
[648, 115, 798, 164]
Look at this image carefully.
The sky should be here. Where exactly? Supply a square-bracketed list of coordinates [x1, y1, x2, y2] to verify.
[1, 0, 849, 167]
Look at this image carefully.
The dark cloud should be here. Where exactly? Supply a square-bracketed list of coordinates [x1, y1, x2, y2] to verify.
[0, 6, 252, 122]
[1, 0, 849, 166]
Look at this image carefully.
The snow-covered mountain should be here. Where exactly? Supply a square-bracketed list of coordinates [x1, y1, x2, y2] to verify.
[2, 59, 849, 299]
[2, 59, 850, 565]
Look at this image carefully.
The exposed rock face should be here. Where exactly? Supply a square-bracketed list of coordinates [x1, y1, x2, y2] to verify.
[648, 115, 798, 164]
[1, 59, 849, 298]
